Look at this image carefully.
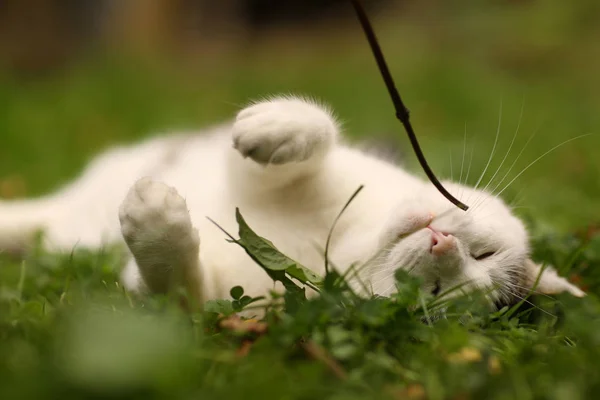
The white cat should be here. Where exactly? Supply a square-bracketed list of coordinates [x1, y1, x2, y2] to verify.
[0, 96, 584, 306]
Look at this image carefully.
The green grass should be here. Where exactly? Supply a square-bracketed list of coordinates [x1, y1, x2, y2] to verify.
[0, 215, 599, 399]
[1, 1, 600, 398]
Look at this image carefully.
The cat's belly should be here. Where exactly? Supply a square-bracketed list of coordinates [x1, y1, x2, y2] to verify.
[148, 136, 418, 300]
[191, 197, 338, 300]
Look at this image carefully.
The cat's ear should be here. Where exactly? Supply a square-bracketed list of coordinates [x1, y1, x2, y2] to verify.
[524, 259, 585, 297]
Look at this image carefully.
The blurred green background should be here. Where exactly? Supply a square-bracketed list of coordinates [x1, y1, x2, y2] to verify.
[0, 0, 598, 230]
[1, 2, 600, 399]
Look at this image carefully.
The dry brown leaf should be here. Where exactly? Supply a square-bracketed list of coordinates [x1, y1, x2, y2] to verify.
[488, 355, 502, 375]
[219, 315, 268, 335]
[447, 347, 482, 363]
[387, 383, 427, 400]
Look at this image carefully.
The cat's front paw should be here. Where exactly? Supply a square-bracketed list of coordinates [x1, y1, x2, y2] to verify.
[232, 97, 338, 165]
[119, 178, 199, 257]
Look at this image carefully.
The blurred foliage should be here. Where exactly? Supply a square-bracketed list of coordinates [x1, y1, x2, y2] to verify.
[1, 1, 600, 398]
[0, 212, 599, 399]
[1, 0, 598, 229]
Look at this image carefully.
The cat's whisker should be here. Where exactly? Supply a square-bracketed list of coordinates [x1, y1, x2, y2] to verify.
[487, 121, 541, 199]
[470, 192, 494, 214]
[509, 282, 560, 302]
[370, 274, 395, 289]
[357, 245, 395, 277]
[464, 147, 481, 207]
[221, 99, 248, 109]
[495, 133, 592, 199]
[375, 269, 412, 297]
[449, 150, 454, 182]
[508, 197, 530, 213]
[458, 122, 468, 202]
[369, 264, 398, 278]
[468, 186, 498, 214]
[507, 188, 526, 208]
[505, 289, 556, 318]
[460, 140, 475, 206]
[458, 123, 467, 188]
[429, 280, 475, 305]
[371, 253, 421, 289]
[371, 271, 396, 288]
[370, 256, 407, 280]
[464, 143, 475, 190]
[473, 211, 503, 223]
[473, 99, 503, 193]
[467, 181, 491, 212]
[473, 97, 525, 211]
[473, 203, 532, 222]
[382, 281, 398, 297]
[510, 206, 531, 213]
[465, 190, 484, 214]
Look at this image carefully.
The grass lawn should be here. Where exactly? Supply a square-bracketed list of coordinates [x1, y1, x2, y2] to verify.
[1, 1, 599, 399]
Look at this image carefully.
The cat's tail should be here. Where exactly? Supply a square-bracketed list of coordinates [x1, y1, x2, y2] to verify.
[0, 198, 57, 254]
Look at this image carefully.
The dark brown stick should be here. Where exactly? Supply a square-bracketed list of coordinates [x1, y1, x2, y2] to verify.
[301, 341, 348, 380]
[350, 0, 469, 211]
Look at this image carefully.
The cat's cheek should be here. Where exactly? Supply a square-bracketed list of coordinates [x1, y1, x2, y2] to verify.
[379, 210, 434, 246]
[461, 264, 494, 292]
[384, 231, 431, 268]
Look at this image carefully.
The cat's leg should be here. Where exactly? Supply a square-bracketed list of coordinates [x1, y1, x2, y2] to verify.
[229, 96, 339, 191]
[0, 189, 121, 253]
[0, 197, 57, 252]
[118, 177, 203, 306]
[0, 137, 183, 253]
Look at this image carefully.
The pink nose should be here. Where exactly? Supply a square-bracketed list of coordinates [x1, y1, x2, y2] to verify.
[428, 227, 455, 256]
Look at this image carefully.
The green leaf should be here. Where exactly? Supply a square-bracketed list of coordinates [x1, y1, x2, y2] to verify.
[235, 208, 323, 289]
[330, 343, 357, 360]
[204, 299, 234, 315]
[283, 284, 306, 314]
[286, 264, 323, 287]
[230, 286, 244, 300]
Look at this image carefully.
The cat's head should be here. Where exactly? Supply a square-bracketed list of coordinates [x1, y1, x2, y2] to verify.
[374, 181, 584, 306]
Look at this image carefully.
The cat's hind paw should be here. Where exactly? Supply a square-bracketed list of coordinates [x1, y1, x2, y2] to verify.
[232, 97, 338, 165]
[119, 177, 197, 251]
[119, 177, 200, 293]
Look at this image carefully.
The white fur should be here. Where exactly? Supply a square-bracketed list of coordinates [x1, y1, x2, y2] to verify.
[0, 96, 584, 304]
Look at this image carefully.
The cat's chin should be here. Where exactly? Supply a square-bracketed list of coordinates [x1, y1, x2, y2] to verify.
[383, 229, 432, 267]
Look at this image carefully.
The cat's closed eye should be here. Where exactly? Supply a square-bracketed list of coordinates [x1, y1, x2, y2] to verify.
[473, 251, 495, 261]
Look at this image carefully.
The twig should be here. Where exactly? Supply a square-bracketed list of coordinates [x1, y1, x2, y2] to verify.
[350, 0, 468, 211]
[301, 340, 348, 380]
